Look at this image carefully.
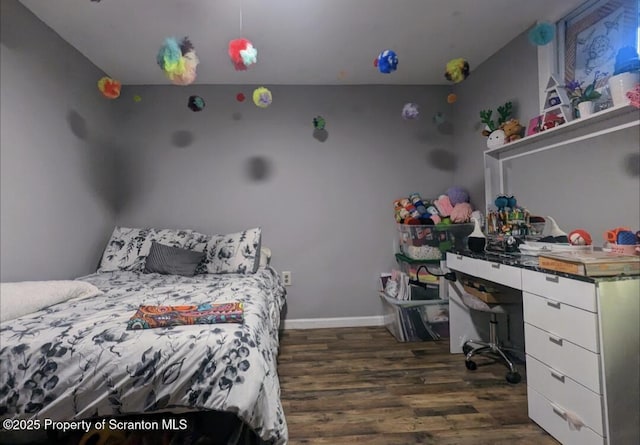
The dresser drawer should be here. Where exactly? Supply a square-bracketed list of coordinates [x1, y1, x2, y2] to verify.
[525, 323, 602, 394]
[480, 260, 522, 289]
[523, 292, 600, 353]
[528, 387, 605, 445]
[522, 269, 597, 312]
[526, 355, 604, 435]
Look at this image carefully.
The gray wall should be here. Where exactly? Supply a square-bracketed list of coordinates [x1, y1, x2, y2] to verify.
[452, 31, 640, 241]
[0, 0, 118, 282]
[451, 31, 541, 210]
[111, 84, 456, 319]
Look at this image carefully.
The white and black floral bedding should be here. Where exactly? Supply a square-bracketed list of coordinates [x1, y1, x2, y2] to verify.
[0, 268, 287, 444]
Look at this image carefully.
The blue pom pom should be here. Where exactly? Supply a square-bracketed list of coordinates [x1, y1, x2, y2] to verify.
[156, 37, 182, 70]
[506, 196, 517, 209]
[377, 49, 398, 74]
[528, 22, 555, 46]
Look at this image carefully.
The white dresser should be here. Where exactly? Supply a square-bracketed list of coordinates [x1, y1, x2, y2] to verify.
[446, 251, 640, 445]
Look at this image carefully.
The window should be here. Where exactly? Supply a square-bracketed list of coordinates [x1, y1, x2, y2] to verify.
[557, 0, 640, 88]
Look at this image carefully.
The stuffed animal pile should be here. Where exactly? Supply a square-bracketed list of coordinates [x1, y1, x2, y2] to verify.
[393, 187, 476, 226]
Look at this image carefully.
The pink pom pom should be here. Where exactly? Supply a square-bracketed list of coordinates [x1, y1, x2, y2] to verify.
[450, 203, 473, 223]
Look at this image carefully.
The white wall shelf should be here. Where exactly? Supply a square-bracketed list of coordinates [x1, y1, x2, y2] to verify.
[483, 104, 640, 212]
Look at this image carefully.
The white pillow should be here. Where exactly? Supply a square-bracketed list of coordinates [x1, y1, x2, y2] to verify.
[259, 247, 272, 268]
[0, 280, 102, 322]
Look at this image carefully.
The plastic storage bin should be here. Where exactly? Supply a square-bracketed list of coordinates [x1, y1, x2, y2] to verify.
[396, 223, 474, 260]
[380, 292, 450, 342]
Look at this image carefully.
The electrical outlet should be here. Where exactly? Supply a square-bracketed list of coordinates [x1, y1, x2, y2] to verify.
[282, 271, 292, 286]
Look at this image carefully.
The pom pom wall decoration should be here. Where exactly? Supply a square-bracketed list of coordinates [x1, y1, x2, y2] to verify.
[133, 95, 142, 103]
[432, 112, 446, 124]
[313, 116, 326, 130]
[187, 95, 205, 112]
[253, 87, 272, 108]
[229, 39, 258, 71]
[447, 93, 458, 104]
[528, 22, 555, 46]
[401, 103, 420, 120]
[376, 50, 398, 74]
[444, 58, 470, 83]
[236, 93, 246, 102]
[156, 37, 199, 86]
[97, 77, 121, 99]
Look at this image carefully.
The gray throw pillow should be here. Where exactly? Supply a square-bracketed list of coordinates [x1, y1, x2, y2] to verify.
[144, 242, 206, 277]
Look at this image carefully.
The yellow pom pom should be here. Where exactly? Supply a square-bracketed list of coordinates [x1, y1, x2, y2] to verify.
[253, 87, 272, 108]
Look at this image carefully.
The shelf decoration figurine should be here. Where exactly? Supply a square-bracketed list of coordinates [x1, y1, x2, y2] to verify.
[563, 70, 607, 118]
[542, 75, 573, 124]
[608, 46, 640, 107]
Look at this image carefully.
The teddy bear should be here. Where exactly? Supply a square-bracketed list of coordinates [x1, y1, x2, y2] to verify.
[500, 119, 524, 143]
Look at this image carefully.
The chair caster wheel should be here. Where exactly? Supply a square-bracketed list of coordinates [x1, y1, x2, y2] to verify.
[462, 344, 473, 355]
[465, 360, 477, 371]
[506, 371, 521, 384]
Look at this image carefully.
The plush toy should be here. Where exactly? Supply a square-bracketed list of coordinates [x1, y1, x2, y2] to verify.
[568, 229, 593, 246]
[433, 195, 454, 217]
[480, 102, 513, 148]
[450, 202, 473, 223]
[500, 119, 524, 142]
[446, 186, 470, 206]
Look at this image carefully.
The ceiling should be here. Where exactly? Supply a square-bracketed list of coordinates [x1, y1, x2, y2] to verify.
[19, 0, 585, 85]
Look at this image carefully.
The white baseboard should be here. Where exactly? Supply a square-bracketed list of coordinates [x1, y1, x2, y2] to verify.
[281, 316, 385, 330]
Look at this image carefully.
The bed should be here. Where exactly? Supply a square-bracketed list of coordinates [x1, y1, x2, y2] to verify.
[0, 227, 288, 445]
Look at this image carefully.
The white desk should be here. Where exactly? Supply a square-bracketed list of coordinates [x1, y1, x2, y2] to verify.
[446, 251, 639, 445]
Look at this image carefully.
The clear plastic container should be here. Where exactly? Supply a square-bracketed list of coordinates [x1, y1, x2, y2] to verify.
[380, 292, 449, 342]
[396, 223, 475, 260]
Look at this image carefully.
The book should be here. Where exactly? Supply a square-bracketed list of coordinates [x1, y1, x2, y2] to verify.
[538, 251, 640, 277]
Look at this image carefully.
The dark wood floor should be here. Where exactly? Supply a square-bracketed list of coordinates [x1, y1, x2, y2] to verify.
[278, 326, 558, 445]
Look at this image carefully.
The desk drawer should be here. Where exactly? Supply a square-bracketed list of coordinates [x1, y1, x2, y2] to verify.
[524, 323, 602, 394]
[523, 292, 600, 353]
[522, 269, 597, 312]
[528, 387, 605, 445]
[446, 253, 482, 277]
[526, 355, 604, 435]
[480, 261, 522, 289]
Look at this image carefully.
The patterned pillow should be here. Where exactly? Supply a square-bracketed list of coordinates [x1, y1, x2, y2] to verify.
[98, 227, 195, 272]
[202, 227, 262, 274]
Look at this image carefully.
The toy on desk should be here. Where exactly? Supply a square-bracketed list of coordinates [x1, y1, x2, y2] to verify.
[568, 229, 593, 246]
[603, 226, 633, 244]
[538, 216, 569, 243]
[467, 216, 487, 253]
[494, 195, 517, 210]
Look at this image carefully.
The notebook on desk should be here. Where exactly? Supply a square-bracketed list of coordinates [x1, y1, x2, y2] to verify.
[538, 251, 640, 277]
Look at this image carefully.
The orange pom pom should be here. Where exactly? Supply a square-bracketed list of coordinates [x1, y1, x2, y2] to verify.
[97, 77, 121, 99]
[447, 93, 458, 104]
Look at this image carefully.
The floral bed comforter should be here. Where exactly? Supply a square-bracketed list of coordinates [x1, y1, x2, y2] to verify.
[0, 268, 287, 444]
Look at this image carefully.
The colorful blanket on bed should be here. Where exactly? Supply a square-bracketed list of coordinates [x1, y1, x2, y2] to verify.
[127, 302, 244, 329]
